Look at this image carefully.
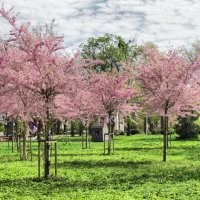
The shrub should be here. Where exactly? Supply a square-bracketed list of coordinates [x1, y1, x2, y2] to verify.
[131, 129, 140, 135]
[174, 116, 199, 140]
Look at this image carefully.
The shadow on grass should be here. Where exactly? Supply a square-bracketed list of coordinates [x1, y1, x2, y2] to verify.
[115, 147, 162, 151]
[169, 145, 200, 161]
[1, 164, 200, 193]
[57, 153, 101, 157]
[135, 137, 163, 142]
[58, 160, 152, 169]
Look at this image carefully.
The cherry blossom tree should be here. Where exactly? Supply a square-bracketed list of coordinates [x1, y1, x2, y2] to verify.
[54, 66, 102, 148]
[0, 85, 42, 160]
[0, 41, 42, 159]
[0, 6, 81, 178]
[89, 69, 137, 154]
[76, 91, 100, 148]
[137, 48, 200, 161]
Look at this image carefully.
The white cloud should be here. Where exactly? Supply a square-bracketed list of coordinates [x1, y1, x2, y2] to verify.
[0, 0, 200, 51]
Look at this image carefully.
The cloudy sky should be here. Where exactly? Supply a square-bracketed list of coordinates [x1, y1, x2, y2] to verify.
[1, 0, 200, 51]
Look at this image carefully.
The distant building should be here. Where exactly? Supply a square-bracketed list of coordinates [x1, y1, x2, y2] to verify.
[0, 114, 6, 124]
[90, 113, 125, 142]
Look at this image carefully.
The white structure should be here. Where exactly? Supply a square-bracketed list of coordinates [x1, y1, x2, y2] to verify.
[0, 114, 6, 124]
[90, 113, 125, 142]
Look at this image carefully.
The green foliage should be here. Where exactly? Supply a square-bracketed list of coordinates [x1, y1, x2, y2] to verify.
[148, 116, 160, 134]
[80, 33, 138, 72]
[124, 115, 137, 127]
[174, 116, 199, 139]
[0, 123, 5, 132]
[15, 118, 24, 135]
[194, 116, 200, 126]
[1, 135, 200, 199]
[125, 113, 141, 135]
[137, 42, 158, 54]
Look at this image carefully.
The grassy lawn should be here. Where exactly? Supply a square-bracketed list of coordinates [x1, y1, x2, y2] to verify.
[0, 134, 200, 200]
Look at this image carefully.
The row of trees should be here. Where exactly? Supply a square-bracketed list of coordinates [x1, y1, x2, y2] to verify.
[0, 6, 137, 178]
[1, 5, 200, 177]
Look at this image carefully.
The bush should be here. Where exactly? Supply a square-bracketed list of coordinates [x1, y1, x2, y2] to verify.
[174, 116, 199, 140]
[130, 129, 140, 135]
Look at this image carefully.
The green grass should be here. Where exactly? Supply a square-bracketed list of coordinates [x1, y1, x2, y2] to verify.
[1, 134, 200, 199]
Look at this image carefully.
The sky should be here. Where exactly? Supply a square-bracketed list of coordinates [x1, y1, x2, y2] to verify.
[1, 0, 200, 51]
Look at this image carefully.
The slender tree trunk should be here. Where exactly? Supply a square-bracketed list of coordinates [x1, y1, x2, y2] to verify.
[71, 121, 75, 137]
[163, 116, 168, 162]
[85, 126, 88, 148]
[22, 123, 28, 160]
[148, 118, 154, 134]
[166, 117, 169, 148]
[44, 142, 50, 178]
[144, 116, 148, 135]
[56, 120, 61, 135]
[108, 113, 111, 155]
[79, 122, 83, 136]
[161, 116, 164, 130]
[44, 108, 51, 178]
[36, 119, 39, 140]
[19, 134, 22, 160]
[15, 118, 19, 151]
[64, 123, 67, 134]
[19, 121, 22, 160]
[127, 119, 131, 136]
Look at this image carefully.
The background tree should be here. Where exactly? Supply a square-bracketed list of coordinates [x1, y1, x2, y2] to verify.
[174, 115, 199, 139]
[80, 33, 138, 72]
[135, 42, 159, 135]
[54, 70, 102, 148]
[89, 69, 137, 154]
[137, 48, 200, 161]
[80, 33, 140, 136]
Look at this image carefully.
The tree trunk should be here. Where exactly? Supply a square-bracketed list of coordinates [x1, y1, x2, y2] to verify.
[144, 116, 148, 135]
[79, 122, 83, 136]
[71, 121, 75, 137]
[166, 117, 169, 148]
[22, 123, 28, 160]
[36, 119, 39, 140]
[37, 119, 43, 140]
[15, 118, 19, 151]
[44, 108, 51, 178]
[19, 121, 22, 160]
[56, 120, 61, 135]
[64, 123, 67, 134]
[19, 134, 22, 160]
[44, 142, 50, 178]
[160, 116, 164, 130]
[127, 119, 131, 136]
[163, 116, 168, 162]
[85, 126, 88, 148]
[108, 113, 111, 155]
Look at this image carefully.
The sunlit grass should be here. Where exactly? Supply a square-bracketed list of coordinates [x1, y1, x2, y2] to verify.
[0, 134, 200, 199]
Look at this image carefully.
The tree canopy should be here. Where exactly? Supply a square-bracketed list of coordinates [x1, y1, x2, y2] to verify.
[80, 33, 138, 72]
